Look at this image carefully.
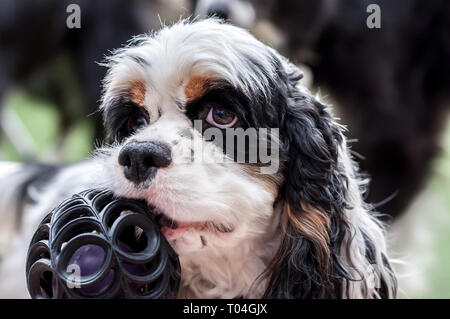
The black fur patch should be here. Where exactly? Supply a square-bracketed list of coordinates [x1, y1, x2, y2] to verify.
[185, 81, 280, 165]
[102, 94, 150, 143]
[260, 57, 396, 298]
[15, 163, 64, 228]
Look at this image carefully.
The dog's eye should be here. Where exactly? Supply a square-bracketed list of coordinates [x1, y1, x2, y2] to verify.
[206, 105, 237, 128]
[128, 112, 149, 133]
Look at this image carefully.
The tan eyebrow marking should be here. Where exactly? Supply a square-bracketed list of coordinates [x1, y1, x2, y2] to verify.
[184, 75, 213, 101]
[129, 80, 146, 106]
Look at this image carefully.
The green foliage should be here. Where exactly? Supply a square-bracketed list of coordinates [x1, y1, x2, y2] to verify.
[0, 91, 93, 162]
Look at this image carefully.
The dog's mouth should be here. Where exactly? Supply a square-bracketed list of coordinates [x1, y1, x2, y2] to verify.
[151, 207, 233, 234]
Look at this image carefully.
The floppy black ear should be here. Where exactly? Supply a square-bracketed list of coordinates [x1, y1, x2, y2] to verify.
[263, 61, 397, 298]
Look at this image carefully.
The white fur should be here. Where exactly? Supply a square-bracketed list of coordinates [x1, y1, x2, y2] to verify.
[338, 141, 396, 298]
[0, 161, 103, 298]
[0, 162, 23, 255]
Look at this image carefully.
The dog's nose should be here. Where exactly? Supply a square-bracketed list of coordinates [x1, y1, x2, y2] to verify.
[118, 141, 172, 184]
[207, 3, 230, 20]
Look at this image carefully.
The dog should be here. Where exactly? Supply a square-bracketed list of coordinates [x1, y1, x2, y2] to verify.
[0, 19, 397, 298]
[193, 0, 450, 219]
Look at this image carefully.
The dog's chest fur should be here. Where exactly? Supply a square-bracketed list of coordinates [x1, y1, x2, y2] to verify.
[177, 233, 280, 299]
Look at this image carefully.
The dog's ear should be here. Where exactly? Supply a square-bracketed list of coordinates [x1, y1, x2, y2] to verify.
[262, 60, 397, 298]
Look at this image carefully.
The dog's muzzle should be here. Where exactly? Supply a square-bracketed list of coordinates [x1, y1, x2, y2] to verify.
[118, 141, 172, 185]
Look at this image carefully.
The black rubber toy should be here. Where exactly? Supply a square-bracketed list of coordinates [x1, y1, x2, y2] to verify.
[26, 189, 180, 299]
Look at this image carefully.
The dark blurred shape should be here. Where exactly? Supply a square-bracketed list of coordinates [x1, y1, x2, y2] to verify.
[195, 0, 450, 219]
[207, 2, 230, 20]
[0, 0, 165, 145]
[193, 0, 256, 29]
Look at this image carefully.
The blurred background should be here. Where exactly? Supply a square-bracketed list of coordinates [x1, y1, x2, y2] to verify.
[0, 0, 449, 298]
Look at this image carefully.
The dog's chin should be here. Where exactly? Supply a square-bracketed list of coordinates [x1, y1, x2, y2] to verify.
[149, 206, 235, 256]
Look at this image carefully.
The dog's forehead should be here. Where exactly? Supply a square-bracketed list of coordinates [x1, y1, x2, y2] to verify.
[101, 19, 279, 112]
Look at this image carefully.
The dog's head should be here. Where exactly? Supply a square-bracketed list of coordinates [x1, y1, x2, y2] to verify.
[97, 19, 396, 298]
